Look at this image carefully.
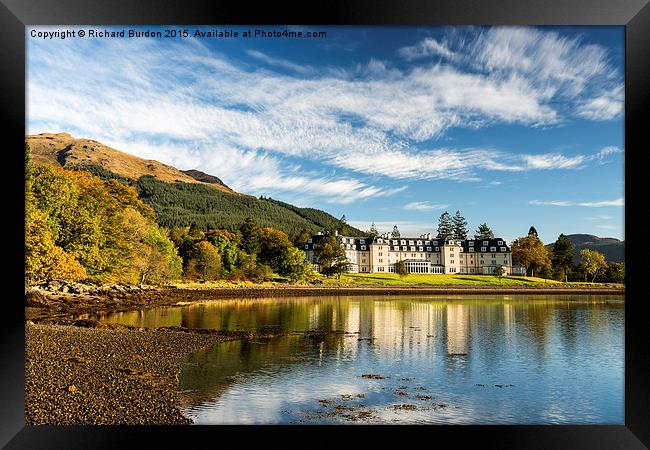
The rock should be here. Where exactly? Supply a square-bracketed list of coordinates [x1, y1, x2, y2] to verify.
[25, 289, 48, 307]
[48, 281, 61, 291]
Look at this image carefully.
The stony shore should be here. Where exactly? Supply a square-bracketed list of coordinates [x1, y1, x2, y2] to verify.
[25, 323, 255, 424]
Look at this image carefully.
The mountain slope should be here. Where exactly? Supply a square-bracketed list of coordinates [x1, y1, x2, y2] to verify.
[26, 133, 238, 194]
[26, 133, 365, 240]
[546, 234, 625, 263]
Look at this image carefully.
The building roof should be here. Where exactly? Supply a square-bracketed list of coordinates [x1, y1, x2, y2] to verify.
[302, 234, 511, 252]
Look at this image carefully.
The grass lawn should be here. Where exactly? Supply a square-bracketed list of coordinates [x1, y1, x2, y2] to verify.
[313, 272, 620, 287]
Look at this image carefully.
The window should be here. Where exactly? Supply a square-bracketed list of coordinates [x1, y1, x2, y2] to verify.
[483, 241, 489, 246]
[432, 241, 438, 245]
[468, 241, 474, 246]
[435, 247, 439, 251]
[427, 246, 432, 251]
[410, 246, 415, 251]
[492, 254, 496, 258]
[378, 252, 383, 256]
[304, 245, 308, 249]
[492, 259, 496, 264]
[360, 239, 365, 244]
[401, 240, 406, 245]
[425, 241, 430, 245]
[417, 240, 422, 245]
[392, 240, 398, 245]
[481, 247, 486, 252]
[500, 247, 506, 252]
[498, 240, 503, 245]
[451, 260, 454, 264]
[308, 238, 312, 243]
[469, 248, 474, 252]
[402, 246, 407, 251]
[449, 240, 454, 245]
[379, 259, 383, 263]
[490, 247, 496, 252]
[409, 240, 414, 245]
[450, 253, 454, 257]
[361, 245, 366, 250]
[418, 246, 423, 251]
[378, 239, 383, 243]
[412, 253, 416, 257]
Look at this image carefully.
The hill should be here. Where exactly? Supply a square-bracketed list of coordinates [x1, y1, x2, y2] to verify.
[26, 133, 238, 194]
[546, 234, 624, 263]
[26, 133, 365, 240]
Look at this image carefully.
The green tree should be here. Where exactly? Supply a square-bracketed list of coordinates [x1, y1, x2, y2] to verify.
[511, 235, 552, 277]
[528, 226, 539, 237]
[552, 234, 574, 282]
[580, 249, 607, 282]
[258, 227, 292, 271]
[437, 212, 453, 239]
[240, 217, 262, 255]
[277, 246, 313, 282]
[391, 225, 401, 238]
[494, 266, 506, 278]
[395, 260, 408, 277]
[604, 262, 625, 284]
[314, 235, 348, 278]
[206, 230, 239, 274]
[452, 210, 468, 240]
[474, 223, 494, 239]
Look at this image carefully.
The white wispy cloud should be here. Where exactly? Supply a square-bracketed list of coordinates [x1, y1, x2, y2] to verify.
[403, 201, 450, 211]
[397, 37, 457, 61]
[529, 198, 624, 207]
[27, 26, 622, 204]
[245, 49, 314, 75]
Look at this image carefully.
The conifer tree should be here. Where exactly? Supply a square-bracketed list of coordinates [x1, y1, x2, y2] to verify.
[452, 210, 468, 240]
[475, 223, 495, 239]
[391, 225, 401, 238]
[437, 212, 453, 239]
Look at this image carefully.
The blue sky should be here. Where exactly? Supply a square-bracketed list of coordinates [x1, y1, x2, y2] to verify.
[27, 26, 624, 244]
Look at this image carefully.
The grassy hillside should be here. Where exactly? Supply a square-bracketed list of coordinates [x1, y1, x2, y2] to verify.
[26, 132, 238, 194]
[546, 234, 624, 263]
[264, 198, 365, 236]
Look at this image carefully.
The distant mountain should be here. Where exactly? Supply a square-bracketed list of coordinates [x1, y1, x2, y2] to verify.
[26, 132, 238, 194]
[546, 234, 624, 263]
[26, 133, 365, 240]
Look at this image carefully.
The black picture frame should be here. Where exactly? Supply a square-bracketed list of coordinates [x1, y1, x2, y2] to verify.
[1, 0, 647, 448]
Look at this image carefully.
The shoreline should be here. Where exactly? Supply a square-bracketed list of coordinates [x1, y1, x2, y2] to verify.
[26, 284, 624, 325]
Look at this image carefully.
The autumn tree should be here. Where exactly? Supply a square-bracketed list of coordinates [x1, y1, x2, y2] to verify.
[511, 235, 551, 277]
[314, 235, 348, 278]
[437, 212, 453, 239]
[551, 234, 574, 282]
[452, 211, 468, 240]
[580, 249, 607, 282]
[475, 223, 494, 239]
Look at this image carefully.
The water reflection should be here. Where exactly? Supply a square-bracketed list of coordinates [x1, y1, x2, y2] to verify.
[90, 295, 624, 424]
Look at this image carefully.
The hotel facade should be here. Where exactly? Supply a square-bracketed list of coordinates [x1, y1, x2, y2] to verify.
[303, 233, 524, 275]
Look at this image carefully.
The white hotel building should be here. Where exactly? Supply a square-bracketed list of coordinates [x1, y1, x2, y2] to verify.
[303, 233, 523, 275]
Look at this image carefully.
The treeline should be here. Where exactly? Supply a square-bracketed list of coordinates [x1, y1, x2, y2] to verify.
[69, 164, 362, 241]
[26, 148, 182, 286]
[511, 227, 624, 283]
[26, 149, 313, 285]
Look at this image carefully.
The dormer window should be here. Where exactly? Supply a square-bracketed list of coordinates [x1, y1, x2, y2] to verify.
[401, 240, 406, 245]
[409, 240, 414, 245]
[432, 241, 438, 245]
[435, 247, 440, 251]
[377, 238, 383, 243]
[425, 241, 430, 245]
[392, 240, 398, 245]
[308, 239, 312, 243]
[360, 239, 365, 244]
[361, 245, 366, 250]
[481, 247, 486, 252]
[418, 246, 423, 251]
[426, 246, 432, 251]
[500, 247, 507, 252]
[490, 246, 496, 252]
[498, 240, 503, 245]
[468, 241, 474, 246]
[449, 240, 454, 245]
[469, 248, 474, 252]
[304, 245, 309, 249]
[483, 241, 489, 246]
[417, 241, 422, 245]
